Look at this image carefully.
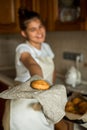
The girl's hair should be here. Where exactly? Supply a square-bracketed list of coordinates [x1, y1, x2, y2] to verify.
[18, 8, 44, 30]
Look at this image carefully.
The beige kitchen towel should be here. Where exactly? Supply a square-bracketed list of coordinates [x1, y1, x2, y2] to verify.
[0, 75, 67, 124]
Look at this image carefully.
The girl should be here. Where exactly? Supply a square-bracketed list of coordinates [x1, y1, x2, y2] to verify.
[3, 8, 56, 130]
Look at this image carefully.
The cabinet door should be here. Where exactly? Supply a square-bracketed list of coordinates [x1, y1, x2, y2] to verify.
[11, 0, 87, 31]
[0, 82, 8, 130]
[20, 0, 49, 30]
[55, 119, 73, 130]
[20, 0, 57, 31]
[0, 0, 20, 33]
[51, 0, 87, 31]
[20, 0, 34, 10]
[32, 0, 49, 30]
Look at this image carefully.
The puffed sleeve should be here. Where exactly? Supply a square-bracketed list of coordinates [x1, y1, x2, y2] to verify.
[15, 44, 30, 65]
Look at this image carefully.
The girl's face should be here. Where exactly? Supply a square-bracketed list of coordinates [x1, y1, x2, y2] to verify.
[22, 18, 46, 48]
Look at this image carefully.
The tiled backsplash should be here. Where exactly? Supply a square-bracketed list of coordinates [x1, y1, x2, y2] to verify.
[0, 31, 87, 80]
[46, 31, 87, 80]
[0, 34, 23, 78]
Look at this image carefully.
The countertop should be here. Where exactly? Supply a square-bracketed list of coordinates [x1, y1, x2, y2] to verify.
[0, 73, 15, 87]
[56, 75, 87, 95]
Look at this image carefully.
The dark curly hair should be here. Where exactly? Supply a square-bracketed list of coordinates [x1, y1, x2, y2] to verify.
[18, 8, 44, 30]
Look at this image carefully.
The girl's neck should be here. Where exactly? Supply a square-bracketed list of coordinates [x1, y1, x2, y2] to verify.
[27, 41, 41, 50]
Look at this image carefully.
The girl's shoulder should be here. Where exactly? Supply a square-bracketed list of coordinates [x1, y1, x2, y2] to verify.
[15, 43, 36, 56]
[42, 42, 55, 58]
[16, 43, 29, 51]
[42, 42, 53, 52]
[42, 42, 50, 47]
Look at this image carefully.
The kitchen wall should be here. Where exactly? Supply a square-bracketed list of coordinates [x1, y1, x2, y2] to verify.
[0, 31, 87, 80]
[0, 34, 23, 78]
[46, 31, 87, 80]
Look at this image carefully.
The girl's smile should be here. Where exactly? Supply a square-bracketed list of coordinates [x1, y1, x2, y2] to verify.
[22, 18, 46, 49]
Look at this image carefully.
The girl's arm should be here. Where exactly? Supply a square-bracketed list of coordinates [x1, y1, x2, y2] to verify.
[20, 52, 43, 77]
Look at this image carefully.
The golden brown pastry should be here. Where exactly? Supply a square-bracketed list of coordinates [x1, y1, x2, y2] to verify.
[78, 101, 87, 114]
[65, 101, 76, 114]
[30, 80, 50, 90]
[65, 97, 87, 115]
[72, 97, 82, 105]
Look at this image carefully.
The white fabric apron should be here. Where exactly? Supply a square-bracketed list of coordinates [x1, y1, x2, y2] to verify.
[10, 56, 54, 130]
[37, 56, 54, 84]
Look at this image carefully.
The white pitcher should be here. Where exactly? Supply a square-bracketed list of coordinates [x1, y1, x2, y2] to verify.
[65, 66, 81, 87]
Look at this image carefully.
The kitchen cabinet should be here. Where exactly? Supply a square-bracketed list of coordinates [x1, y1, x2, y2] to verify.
[55, 119, 73, 130]
[0, 0, 20, 34]
[20, 0, 49, 30]
[0, 81, 8, 130]
[54, 0, 87, 31]
[21, 0, 87, 31]
[0, 0, 87, 32]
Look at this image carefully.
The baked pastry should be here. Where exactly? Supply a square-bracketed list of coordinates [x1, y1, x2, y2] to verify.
[65, 101, 76, 114]
[30, 80, 50, 90]
[65, 97, 87, 115]
[72, 97, 82, 105]
[78, 101, 87, 114]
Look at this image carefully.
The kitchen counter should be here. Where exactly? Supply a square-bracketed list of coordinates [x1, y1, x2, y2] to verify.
[0, 73, 15, 87]
[56, 75, 87, 96]
[74, 124, 87, 130]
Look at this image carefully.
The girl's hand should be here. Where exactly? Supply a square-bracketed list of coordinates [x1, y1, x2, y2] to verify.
[30, 103, 42, 111]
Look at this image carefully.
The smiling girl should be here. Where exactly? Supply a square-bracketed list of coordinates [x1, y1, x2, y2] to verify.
[3, 8, 56, 130]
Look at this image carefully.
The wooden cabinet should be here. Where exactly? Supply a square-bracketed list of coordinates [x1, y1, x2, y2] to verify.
[1, 0, 87, 33]
[53, 0, 87, 31]
[55, 119, 74, 130]
[20, 0, 49, 30]
[0, 81, 8, 130]
[22, 0, 87, 31]
[0, 0, 20, 34]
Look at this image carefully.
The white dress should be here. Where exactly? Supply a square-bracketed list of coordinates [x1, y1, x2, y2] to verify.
[10, 41, 55, 130]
